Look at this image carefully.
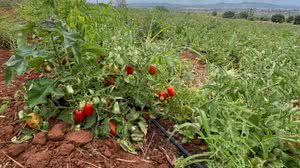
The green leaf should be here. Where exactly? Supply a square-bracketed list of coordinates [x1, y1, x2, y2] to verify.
[0, 103, 8, 114]
[5, 67, 15, 85]
[83, 112, 97, 129]
[118, 139, 137, 154]
[5, 44, 44, 85]
[99, 118, 110, 137]
[26, 79, 64, 108]
[40, 100, 60, 120]
[11, 134, 33, 144]
[126, 109, 140, 121]
[138, 120, 148, 135]
[57, 109, 74, 125]
[83, 44, 106, 56]
[6, 54, 27, 76]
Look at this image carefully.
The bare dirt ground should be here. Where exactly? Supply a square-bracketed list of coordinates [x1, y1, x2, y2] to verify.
[181, 49, 207, 87]
[0, 49, 207, 168]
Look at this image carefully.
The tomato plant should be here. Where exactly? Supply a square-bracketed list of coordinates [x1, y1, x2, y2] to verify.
[5, 2, 179, 152]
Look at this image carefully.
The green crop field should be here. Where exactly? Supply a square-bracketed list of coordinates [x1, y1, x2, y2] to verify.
[0, 1, 300, 167]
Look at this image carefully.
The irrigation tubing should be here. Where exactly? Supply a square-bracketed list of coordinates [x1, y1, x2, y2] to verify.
[151, 119, 206, 168]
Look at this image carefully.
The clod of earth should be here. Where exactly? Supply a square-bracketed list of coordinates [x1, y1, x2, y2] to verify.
[66, 130, 94, 146]
[25, 151, 52, 168]
[4, 143, 29, 157]
[32, 132, 47, 145]
[48, 122, 69, 141]
[55, 143, 75, 156]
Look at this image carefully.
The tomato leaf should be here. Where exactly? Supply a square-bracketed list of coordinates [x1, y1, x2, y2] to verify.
[126, 109, 140, 121]
[83, 43, 106, 56]
[118, 139, 137, 154]
[99, 118, 110, 137]
[0, 103, 8, 114]
[26, 79, 64, 108]
[83, 112, 97, 129]
[5, 67, 15, 85]
[5, 43, 45, 85]
[138, 120, 148, 135]
[57, 109, 74, 125]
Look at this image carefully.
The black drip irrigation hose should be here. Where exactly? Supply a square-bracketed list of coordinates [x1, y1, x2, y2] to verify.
[151, 119, 206, 168]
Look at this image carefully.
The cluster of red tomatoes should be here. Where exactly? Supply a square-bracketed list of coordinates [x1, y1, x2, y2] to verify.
[126, 64, 176, 101]
[74, 102, 117, 136]
[157, 86, 176, 101]
[74, 64, 175, 137]
[125, 64, 156, 76]
[74, 102, 94, 122]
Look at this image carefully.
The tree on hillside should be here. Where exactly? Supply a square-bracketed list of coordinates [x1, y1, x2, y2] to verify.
[271, 14, 285, 23]
[286, 16, 294, 23]
[212, 11, 218, 16]
[154, 6, 169, 12]
[294, 15, 300, 25]
[238, 11, 249, 19]
[223, 11, 235, 19]
[259, 15, 270, 21]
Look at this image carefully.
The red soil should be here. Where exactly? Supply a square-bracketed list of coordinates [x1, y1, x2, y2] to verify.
[181, 49, 207, 87]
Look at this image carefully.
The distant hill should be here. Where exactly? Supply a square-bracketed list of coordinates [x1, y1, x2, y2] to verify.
[198, 2, 290, 9]
[127, 2, 300, 10]
[128, 3, 184, 9]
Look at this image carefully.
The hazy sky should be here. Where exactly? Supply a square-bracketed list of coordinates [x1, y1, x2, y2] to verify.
[87, 0, 299, 6]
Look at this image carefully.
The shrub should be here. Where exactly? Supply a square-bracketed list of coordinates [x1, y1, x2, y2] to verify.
[238, 11, 249, 19]
[154, 6, 169, 12]
[212, 11, 218, 16]
[223, 11, 235, 19]
[271, 14, 285, 23]
[294, 15, 300, 25]
[259, 15, 270, 21]
[286, 16, 294, 23]
[247, 15, 257, 21]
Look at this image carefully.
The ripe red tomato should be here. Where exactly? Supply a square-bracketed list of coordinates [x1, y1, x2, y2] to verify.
[167, 86, 176, 97]
[126, 65, 134, 75]
[148, 65, 156, 75]
[158, 91, 168, 101]
[62, 57, 68, 65]
[109, 121, 117, 136]
[75, 110, 85, 123]
[44, 65, 52, 73]
[104, 76, 116, 86]
[83, 102, 94, 116]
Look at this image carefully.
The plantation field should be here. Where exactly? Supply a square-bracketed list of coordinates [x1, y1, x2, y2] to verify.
[0, 1, 300, 168]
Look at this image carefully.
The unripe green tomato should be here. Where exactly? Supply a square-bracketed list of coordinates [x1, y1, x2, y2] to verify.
[66, 85, 74, 94]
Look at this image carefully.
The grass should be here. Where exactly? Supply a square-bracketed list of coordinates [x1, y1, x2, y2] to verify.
[0, 8, 16, 49]
[1, 1, 300, 167]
